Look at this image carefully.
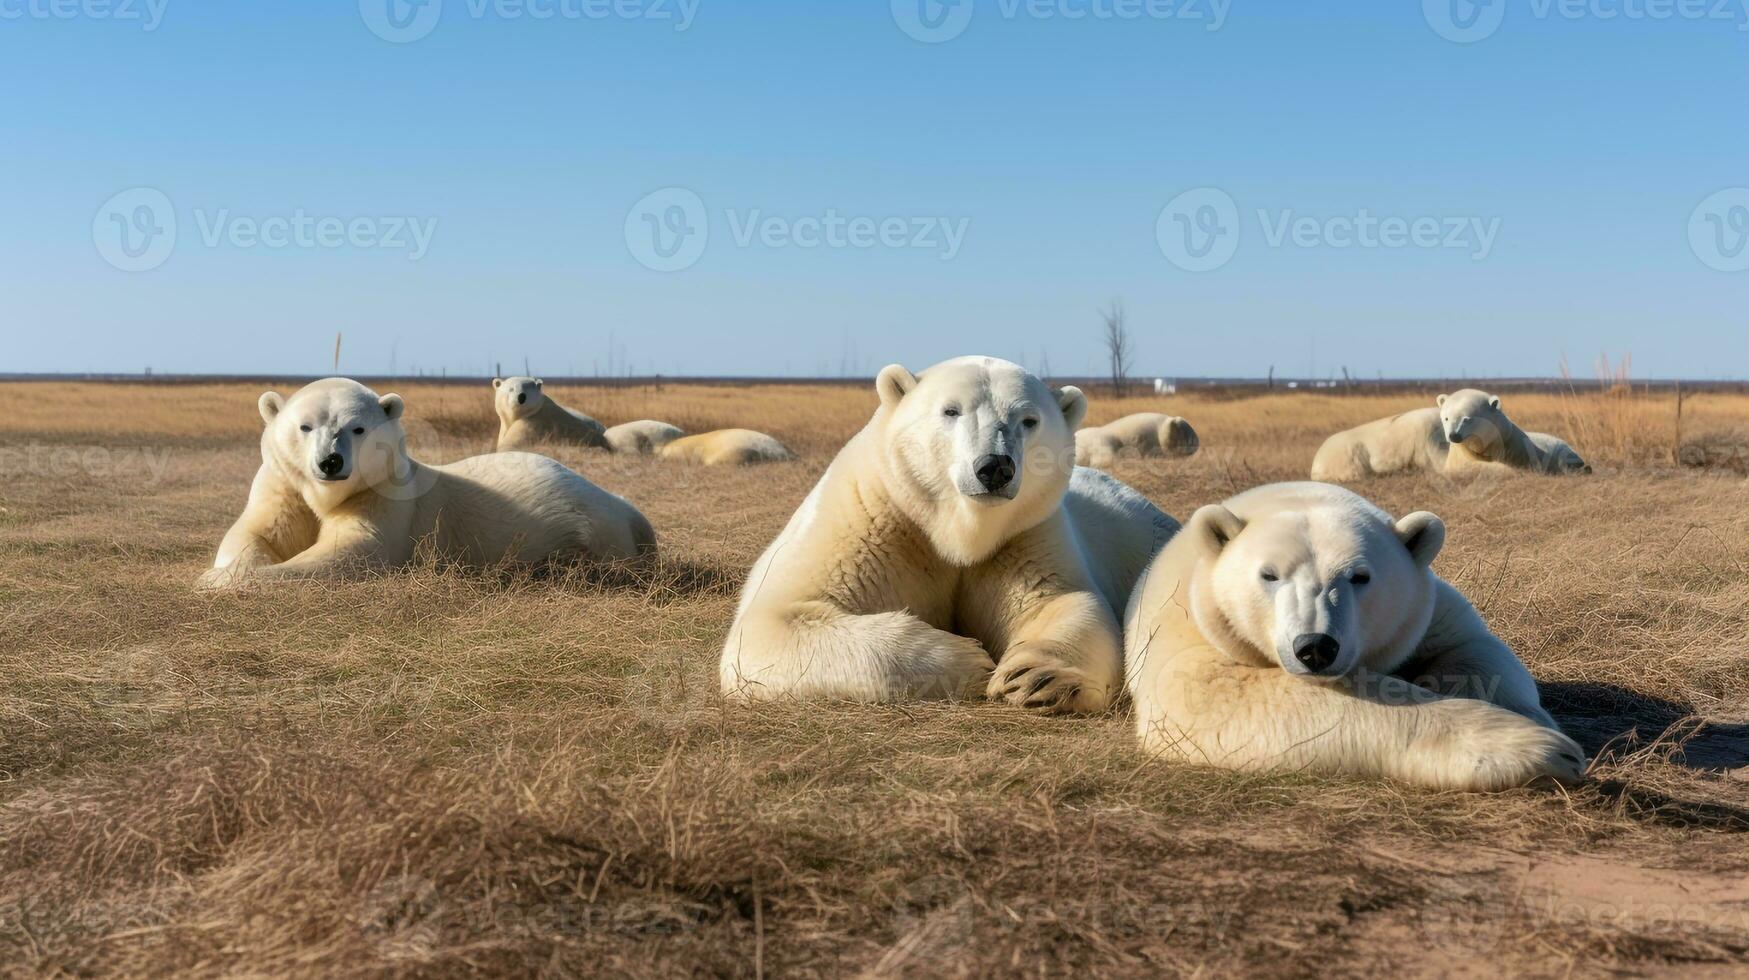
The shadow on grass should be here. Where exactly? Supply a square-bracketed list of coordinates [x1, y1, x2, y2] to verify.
[1543, 680, 1749, 773]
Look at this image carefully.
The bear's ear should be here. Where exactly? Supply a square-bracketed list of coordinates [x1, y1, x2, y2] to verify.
[1054, 385, 1087, 431]
[258, 391, 284, 424]
[492, 378, 503, 389]
[1436, 393, 1447, 407]
[1488, 395, 1501, 410]
[876, 364, 917, 408]
[1187, 504, 1245, 558]
[379, 393, 405, 421]
[1394, 511, 1446, 568]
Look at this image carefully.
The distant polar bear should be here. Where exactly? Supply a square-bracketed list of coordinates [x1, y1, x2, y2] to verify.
[1123, 482, 1584, 791]
[661, 428, 795, 466]
[604, 420, 685, 455]
[198, 378, 655, 588]
[1310, 390, 1589, 480]
[1438, 389, 1591, 476]
[1309, 407, 1448, 481]
[1075, 412, 1200, 469]
[493, 377, 610, 452]
[721, 357, 1179, 713]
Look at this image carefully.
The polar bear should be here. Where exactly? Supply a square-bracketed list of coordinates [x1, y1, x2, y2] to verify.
[604, 419, 685, 455]
[660, 429, 795, 466]
[720, 357, 1179, 713]
[199, 378, 655, 587]
[1075, 412, 1200, 469]
[1438, 389, 1591, 476]
[1123, 482, 1585, 791]
[492, 377, 610, 452]
[1309, 408, 1448, 481]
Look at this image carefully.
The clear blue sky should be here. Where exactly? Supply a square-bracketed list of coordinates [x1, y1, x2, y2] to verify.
[4, 0, 1746, 379]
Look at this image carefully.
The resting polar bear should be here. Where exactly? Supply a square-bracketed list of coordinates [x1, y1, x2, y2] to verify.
[1439, 389, 1590, 476]
[493, 377, 610, 452]
[604, 420, 685, 455]
[199, 378, 654, 587]
[1075, 412, 1200, 469]
[1310, 390, 1589, 480]
[721, 357, 1178, 712]
[661, 429, 795, 466]
[1123, 482, 1584, 790]
[1309, 407, 1448, 481]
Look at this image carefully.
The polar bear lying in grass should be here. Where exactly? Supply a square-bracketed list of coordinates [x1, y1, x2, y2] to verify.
[493, 377, 610, 452]
[1310, 389, 1588, 480]
[720, 357, 1178, 712]
[660, 429, 795, 466]
[199, 378, 654, 588]
[1124, 482, 1584, 791]
[1075, 412, 1200, 469]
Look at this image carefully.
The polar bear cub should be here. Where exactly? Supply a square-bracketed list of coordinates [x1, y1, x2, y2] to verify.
[1075, 412, 1200, 469]
[1439, 389, 1591, 475]
[604, 420, 685, 455]
[661, 429, 795, 466]
[493, 377, 610, 452]
[1124, 482, 1584, 790]
[200, 378, 654, 587]
[721, 357, 1179, 713]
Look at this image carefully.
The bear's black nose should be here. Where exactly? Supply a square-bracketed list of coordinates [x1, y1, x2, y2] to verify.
[1292, 633, 1341, 672]
[517, 393, 527, 405]
[317, 453, 345, 477]
[973, 454, 1015, 492]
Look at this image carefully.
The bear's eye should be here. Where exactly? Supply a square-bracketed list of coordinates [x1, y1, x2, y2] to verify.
[351, 427, 365, 435]
[1351, 571, 1371, 586]
[942, 407, 961, 418]
[299, 424, 312, 433]
[1260, 570, 1279, 583]
[1021, 417, 1039, 429]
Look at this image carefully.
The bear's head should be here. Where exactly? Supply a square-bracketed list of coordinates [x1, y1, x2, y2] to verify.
[258, 378, 408, 513]
[873, 356, 1084, 565]
[1184, 483, 1445, 680]
[493, 376, 546, 422]
[1437, 388, 1509, 457]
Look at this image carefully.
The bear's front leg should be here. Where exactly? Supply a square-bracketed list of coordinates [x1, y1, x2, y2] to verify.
[963, 581, 1122, 715]
[1398, 580, 1568, 733]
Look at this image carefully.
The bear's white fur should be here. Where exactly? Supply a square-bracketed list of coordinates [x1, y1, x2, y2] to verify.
[1124, 482, 1585, 790]
[1439, 389, 1591, 476]
[199, 378, 654, 587]
[604, 419, 685, 455]
[1311, 390, 1590, 480]
[1309, 408, 1448, 481]
[661, 428, 795, 466]
[493, 377, 610, 452]
[1075, 412, 1200, 469]
[721, 357, 1179, 713]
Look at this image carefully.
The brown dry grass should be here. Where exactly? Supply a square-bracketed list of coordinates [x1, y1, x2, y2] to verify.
[1, 379, 1746, 978]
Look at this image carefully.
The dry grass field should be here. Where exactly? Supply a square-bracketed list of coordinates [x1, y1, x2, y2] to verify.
[2, 378, 1747, 978]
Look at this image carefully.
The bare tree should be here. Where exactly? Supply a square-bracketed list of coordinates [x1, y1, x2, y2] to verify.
[1100, 300, 1134, 400]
